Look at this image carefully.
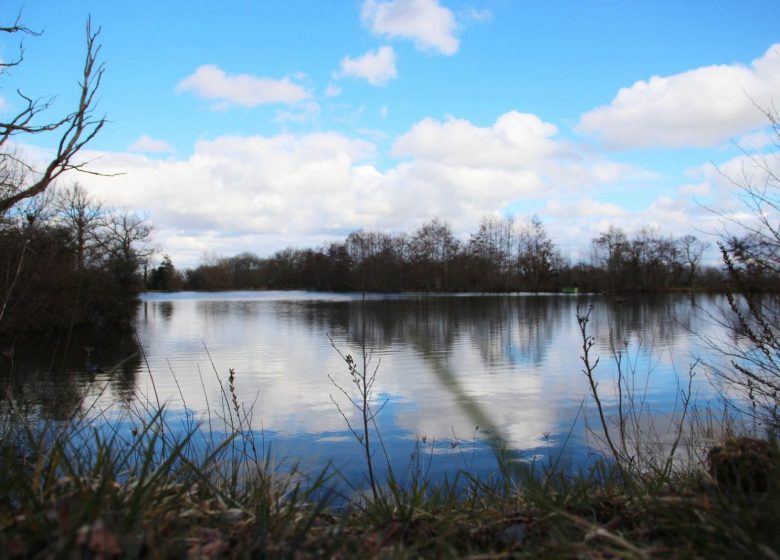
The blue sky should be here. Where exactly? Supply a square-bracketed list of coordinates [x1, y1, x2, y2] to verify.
[2, 1, 779, 266]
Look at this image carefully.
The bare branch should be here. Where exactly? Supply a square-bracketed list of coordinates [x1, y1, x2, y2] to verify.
[0, 17, 107, 214]
[0, 11, 40, 72]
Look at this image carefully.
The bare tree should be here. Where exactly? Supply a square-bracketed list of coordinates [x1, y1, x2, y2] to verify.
[0, 17, 106, 214]
[0, 14, 38, 72]
[711, 106, 780, 277]
[101, 210, 153, 262]
[54, 183, 103, 270]
[592, 225, 629, 290]
[410, 218, 459, 290]
[513, 215, 560, 291]
[469, 215, 512, 289]
[678, 234, 708, 289]
[99, 209, 154, 291]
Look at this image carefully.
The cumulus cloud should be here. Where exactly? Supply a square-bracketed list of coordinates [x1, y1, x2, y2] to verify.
[76, 133, 377, 262]
[578, 43, 780, 149]
[337, 46, 398, 86]
[361, 0, 459, 55]
[393, 111, 560, 167]
[176, 64, 310, 109]
[128, 135, 175, 154]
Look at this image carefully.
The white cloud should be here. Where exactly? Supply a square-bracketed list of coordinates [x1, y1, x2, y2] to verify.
[392, 111, 561, 168]
[737, 130, 776, 151]
[274, 101, 321, 126]
[545, 198, 628, 220]
[324, 82, 342, 97]
[69, 111, 652, 267]
[635, 195, 724, 247]
[128, 134, 175, 154]
[678, 182, 711, 196]
[75, 133, 377, 264]
[0, 95, 7, 113]
[361, 0, 459, 55]
[176, 64, 310, 109]
[690, 148, 780, 226]
[337, 46, 398, 86]
[543, 190, 722, 263]
[578, 43, 780, 149]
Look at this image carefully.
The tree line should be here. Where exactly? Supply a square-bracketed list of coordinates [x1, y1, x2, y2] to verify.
[164, 215, 742, 294]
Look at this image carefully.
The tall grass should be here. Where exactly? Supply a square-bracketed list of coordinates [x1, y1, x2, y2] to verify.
[0, 362, 339, 558]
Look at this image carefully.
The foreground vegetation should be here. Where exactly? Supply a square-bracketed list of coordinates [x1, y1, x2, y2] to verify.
[1, 391, 778, 559]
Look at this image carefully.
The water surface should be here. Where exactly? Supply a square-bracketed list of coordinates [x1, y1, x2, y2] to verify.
[2, 291, 733, 484]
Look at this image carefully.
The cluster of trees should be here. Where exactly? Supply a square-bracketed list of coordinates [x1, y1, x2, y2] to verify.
[0, 185, 152, 334]
[177, 216, 726, 293]
[0, 17, 152, 335]
[586, 226, 713, 292]
[179, 216, 557, 292]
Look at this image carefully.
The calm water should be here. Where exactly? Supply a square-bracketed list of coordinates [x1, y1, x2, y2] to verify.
[2, 291, 735, 483]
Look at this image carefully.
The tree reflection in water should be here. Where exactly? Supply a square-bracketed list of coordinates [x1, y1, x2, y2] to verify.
[0, 327, 142, 420]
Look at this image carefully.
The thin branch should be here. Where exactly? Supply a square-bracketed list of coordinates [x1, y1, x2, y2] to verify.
[0, 17, 108, 214]
[578, 305, 624, 466]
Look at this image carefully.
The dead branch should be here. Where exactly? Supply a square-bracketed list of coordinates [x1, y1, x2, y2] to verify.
[0, 17, 107, 214]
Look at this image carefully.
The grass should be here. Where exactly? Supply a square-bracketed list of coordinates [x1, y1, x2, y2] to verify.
[2, 381, 780, 559]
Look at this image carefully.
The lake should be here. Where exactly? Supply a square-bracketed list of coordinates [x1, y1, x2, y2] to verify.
[2, 291, 736, 485]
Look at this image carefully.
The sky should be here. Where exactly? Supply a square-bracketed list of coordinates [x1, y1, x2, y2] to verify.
[2, 0, 779, 268]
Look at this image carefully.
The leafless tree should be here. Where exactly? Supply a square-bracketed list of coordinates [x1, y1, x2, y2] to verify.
[469, 215, 512, 289]
[100, 209, 153, 269]
[678, 234, 708, 289]
[0, 16, 106, 214]
[410, 218, 459, 290]
[513, 215, 560, 291]
[54, 183, 103, 270]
